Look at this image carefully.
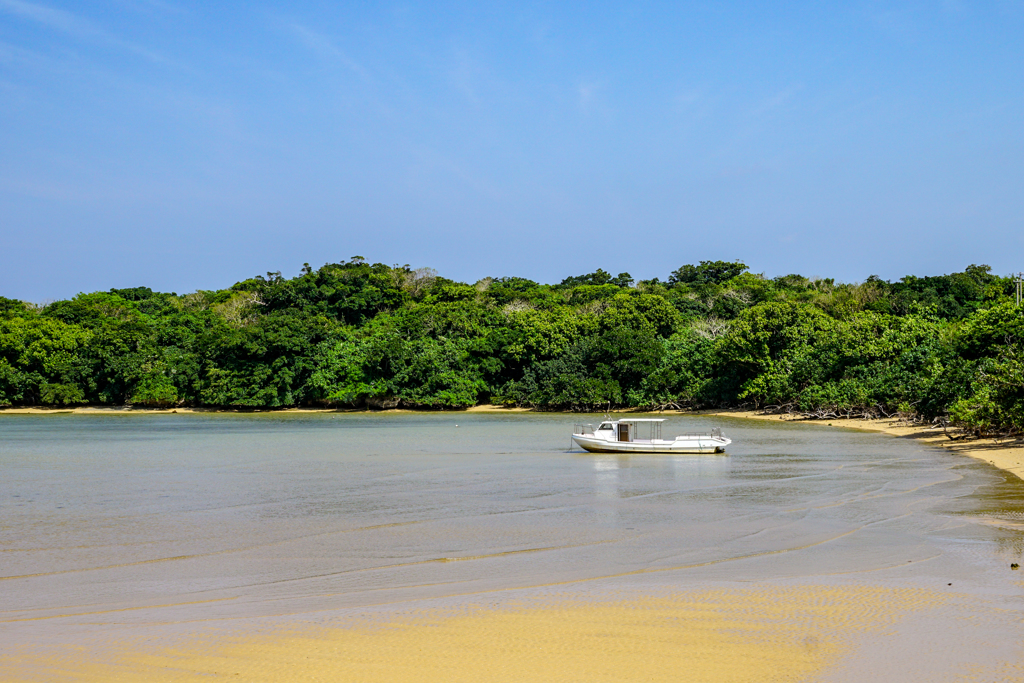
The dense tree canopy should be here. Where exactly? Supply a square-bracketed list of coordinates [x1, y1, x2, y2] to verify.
[1, 259, 1020, 434]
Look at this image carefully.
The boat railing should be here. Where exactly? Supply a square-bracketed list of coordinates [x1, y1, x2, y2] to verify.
[675, 429, 725, 440]
[575, 424, 725, 440]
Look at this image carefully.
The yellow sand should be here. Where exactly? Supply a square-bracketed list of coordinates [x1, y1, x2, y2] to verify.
[6, 586, 947, 683]
[704, 409, 1024, 481]
[0, 404, 530, 415]
[464, 404, 533, 412]
[0, 406, 345, 415]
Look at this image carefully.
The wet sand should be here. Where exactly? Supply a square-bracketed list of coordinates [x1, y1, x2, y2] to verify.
[4, 586, 963, 683]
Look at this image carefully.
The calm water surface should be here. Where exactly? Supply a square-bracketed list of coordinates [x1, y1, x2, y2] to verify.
[2, 412, 1023, 675]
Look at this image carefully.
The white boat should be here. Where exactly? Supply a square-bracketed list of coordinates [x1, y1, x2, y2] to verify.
[571, 418, 731, 454]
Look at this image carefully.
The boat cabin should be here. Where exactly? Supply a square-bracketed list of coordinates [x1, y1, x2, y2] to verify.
[580, 419, 664, 443]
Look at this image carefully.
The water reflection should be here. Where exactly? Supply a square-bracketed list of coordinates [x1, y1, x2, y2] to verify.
[668, 453, 730, 483]
[942, 463, 1024, 559]
[592, 455, 619, 487]
[1, 412, 1022, 626]
[591, 455, 620, 526]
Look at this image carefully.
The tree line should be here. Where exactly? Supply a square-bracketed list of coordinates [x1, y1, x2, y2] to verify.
[1, 258, 1021, 434]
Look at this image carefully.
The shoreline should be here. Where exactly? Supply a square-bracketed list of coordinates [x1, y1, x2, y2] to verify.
[3, 404, 1022, 481]
[700, 409, 1024, 481]
[0, 404, 534, 415]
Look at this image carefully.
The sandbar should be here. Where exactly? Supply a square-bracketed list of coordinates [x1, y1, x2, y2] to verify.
[3, 585, 962, 683]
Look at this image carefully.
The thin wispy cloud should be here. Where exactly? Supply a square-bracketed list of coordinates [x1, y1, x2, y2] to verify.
[406, 142, 504, 202]
[115, 0, 184, 13]
[673, 90, 702, 108]
[289, 22, 343, 60]
[866, 6, 920, 39]
[288, 22, 372, 82]
[749, 84, 803, 118]
[578, 81, 600, 112]
[0, 0, 176, 66]
[0, 34, 101, 78]
[2, 1, 1020, 299]
[672, 88, 713, 120]
[0, 0, 101, 37]
[447, 48, 487, 105]
[0, 36, 44, 64]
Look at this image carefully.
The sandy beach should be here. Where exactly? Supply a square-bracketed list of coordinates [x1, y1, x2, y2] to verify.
[0, 404, 533, 416]
[699, 409, 1024, 482]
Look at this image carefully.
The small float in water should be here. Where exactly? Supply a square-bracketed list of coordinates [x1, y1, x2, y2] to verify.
[571, 418, 731, 454]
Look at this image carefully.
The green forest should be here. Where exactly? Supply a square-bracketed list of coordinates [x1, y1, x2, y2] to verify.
[1, 259, 1022, 434]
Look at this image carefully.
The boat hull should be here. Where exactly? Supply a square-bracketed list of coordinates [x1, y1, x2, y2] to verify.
[571, 435, 730, 454]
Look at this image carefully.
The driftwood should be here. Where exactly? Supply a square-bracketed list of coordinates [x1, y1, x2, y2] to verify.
[761, 402, 911, 423]
[366, 396, 400, 410]
[757, 404, 1021, 441]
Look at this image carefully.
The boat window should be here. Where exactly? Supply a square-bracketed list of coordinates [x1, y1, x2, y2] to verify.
[598, 423, 613, 430]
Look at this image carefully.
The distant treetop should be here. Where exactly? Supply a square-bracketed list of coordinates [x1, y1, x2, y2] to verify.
[668, 261, 748, 286]
[109, 286, 159, 301]
[560, 269, 634, 288]
[490, 277, 541, 292]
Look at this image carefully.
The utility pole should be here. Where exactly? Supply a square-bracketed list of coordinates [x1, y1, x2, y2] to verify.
[1017, 272, 1022, 307]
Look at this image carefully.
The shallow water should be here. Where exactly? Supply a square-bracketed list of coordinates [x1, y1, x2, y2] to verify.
[2, 413, 1023, 678]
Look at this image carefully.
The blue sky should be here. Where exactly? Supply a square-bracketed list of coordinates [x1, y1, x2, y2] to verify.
[1, 1, 1022, 301]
